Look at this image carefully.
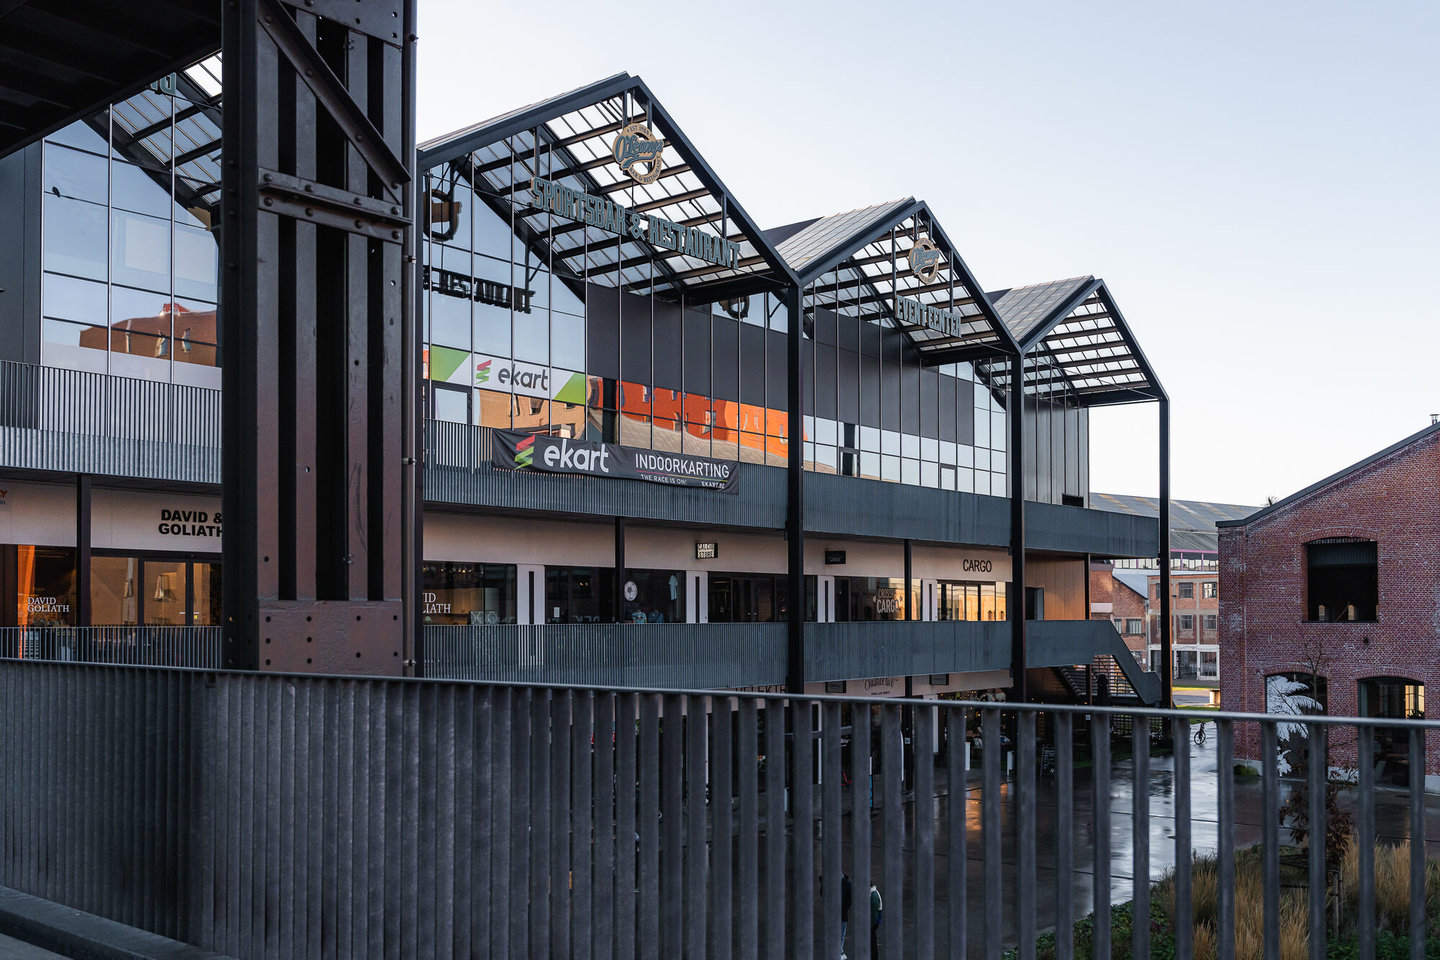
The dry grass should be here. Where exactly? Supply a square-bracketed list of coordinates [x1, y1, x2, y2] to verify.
[1278, 896, 1309, 960]
[1191, 920, 1217, 960]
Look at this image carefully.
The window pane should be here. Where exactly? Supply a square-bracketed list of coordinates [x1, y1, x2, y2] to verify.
[90, 556, 140, 626]
[144, 560, 188, 625]
[111, 210, 171, 290]
[44, 143, 107, 204]
[43, 194, 109, 281]
[111, 160, 173, 219]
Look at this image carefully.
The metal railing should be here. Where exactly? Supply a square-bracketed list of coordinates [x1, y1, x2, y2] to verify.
[0, 360, 221, 482]
[0, 625, 221, 668]
[425, 622, 788, 689]
[1, 661, 1435, 960]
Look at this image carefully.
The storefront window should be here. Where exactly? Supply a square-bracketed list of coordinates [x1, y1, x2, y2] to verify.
[14, 546, 78, 627]
[144, 560, 188, 625]
[88, 554, 218, 626]
[937, 580, 1008, 622]
[421, 562, 516, 625]
[834, 577, 918, 622]
[708, 574, 817, 623]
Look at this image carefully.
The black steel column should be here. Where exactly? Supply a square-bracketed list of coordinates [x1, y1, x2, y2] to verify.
[1008, 352, 1028, 702]
[75, 474, 90, 626]
[1159, 398, 1173, 706]
[903, 539, 912, 621]
[221, 0, 415, 673]
[613, 517, 626, 623]
[403, 0, 422, 678]
[785, 283, 805, 694]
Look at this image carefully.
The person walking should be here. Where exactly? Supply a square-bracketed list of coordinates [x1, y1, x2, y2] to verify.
[839, 872, 852, 959]
[869, 881, 883, 958]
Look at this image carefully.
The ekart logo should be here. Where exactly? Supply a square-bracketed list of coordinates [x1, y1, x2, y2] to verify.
[475, 359, 493, 383]
[477, 359, 549, 392]
[613, 122, 664, 185]
[908, 236, 942, 284]
[514, 435, 535, 468]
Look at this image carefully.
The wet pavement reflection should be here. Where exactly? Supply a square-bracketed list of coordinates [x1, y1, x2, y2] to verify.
[778, 731, 1440, 955]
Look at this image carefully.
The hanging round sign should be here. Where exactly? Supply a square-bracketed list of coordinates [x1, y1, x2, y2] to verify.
[612, 122, 665, 185]
[623, 580, 639, 602]
[908, 236, 942, 283]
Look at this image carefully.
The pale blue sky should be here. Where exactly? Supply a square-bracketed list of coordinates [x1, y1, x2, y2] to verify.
[415, 0, 1439, 506]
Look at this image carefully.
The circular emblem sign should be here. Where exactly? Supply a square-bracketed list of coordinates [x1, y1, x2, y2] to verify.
[612, 122, 665, 185]
[908, 236, 942, 284]
[623, 580, 639, 602]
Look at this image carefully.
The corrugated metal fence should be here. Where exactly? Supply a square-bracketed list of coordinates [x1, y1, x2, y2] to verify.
[0, 625, 221, 668]
[425, 622, 787, 689]
[1, 661, 1436, 960]
[0, 361, 221, 483]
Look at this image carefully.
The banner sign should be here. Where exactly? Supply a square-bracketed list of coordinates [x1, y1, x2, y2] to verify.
[493, 431, 739, 494]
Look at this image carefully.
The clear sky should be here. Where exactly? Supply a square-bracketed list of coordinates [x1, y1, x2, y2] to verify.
[414, 0, 1439, 507]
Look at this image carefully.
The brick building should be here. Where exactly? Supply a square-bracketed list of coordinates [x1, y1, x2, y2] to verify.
[1089, 559, 1148, 661]
[1091, 494, 1256, 689]
[1219, 422, 1440, 789]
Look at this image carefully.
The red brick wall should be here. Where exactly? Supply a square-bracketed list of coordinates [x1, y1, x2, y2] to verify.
[1220, 428, 1440, 776]
[1090, 562, 1149, 655]
[1147, 572, 1221, 646]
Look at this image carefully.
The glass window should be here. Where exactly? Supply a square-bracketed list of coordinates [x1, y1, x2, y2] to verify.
[432, 384, 469, 423]
[1179, 614, 1194, 633]
[192, 562, 222, 625]
[173, 222, 218, 302]
[421, 562, 516, 625]
[15, 546, 78, 627]
[111, 210, 171, 291]
[111, 160, 173, 219]
[1202, 614, 1217, 631]
[142, 560, 188, 625]
[43, 194, 109, 281]
[1202, 581, 1218, 599]
[42, 273, 107, 324]
[90, 556, 140, 625]
[1306, 538, 1377, 622]
[44, 143, 108, 204]
[1178, 582, 1194, 599]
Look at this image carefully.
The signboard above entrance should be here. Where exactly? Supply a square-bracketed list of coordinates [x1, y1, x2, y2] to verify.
[527, 176, 741, 271]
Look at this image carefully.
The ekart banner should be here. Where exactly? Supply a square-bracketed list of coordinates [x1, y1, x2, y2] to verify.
[493, 431, 739, 494]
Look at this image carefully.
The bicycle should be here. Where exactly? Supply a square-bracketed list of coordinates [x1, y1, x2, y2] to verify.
[1193, 720, 1209, 746]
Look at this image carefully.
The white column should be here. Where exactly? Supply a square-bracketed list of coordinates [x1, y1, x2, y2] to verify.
[686, 570, 707, 623]
[516, 564, 545, 624]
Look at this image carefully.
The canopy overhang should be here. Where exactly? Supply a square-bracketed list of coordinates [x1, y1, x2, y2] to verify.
[982, 276, 1167, 408]
[418, 73, 799, 305]
[772, 198, 1021, 361]
[0, 0, 221, 159]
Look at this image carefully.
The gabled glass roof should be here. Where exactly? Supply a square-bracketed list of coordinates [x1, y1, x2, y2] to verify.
[981, 277, 1165, 406]
[92, 53, 223, 220]
[418, 74, 796, 304]
[769, 199, 1018, 361]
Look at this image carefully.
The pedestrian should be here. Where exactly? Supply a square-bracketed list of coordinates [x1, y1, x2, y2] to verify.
[819, 872, 854, 959]
[869, 881, 883, 957]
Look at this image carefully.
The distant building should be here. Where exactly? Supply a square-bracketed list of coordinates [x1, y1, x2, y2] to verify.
[1219, 423, 1439, 789]
[1092, 493, 1258, 689]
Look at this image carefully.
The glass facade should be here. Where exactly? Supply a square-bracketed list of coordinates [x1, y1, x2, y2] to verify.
[543, 566, 685, 624]
[9, 546, 79, 627]
[40, 79, 220, 387]
[422, 141, 1009, 494]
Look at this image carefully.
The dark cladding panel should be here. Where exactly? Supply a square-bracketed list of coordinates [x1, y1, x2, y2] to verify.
[812, 305, 838, 346]
[836, 312, 859, 352]
[765, 328, 786, 410]
[814, 342, 837, 419]
[880, 348, 900, 432]
[585, 283, 620, 381]
[836, 348, 860, 422]
[0, 144, 41, 364]
[900, 360, 920, 433]
[958, 383, 976, 447]
[919, 368, 939, 438]
[739, 322, 766, 406]
[938, 375, 957, 438]
[859, 351, 880, 427]
[801, 344, 815, 417]
[683, 307, 711, 395]
[652, 299, 682, 391]
[620, 293, 651, 384]
[712, 316, 738, 401]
